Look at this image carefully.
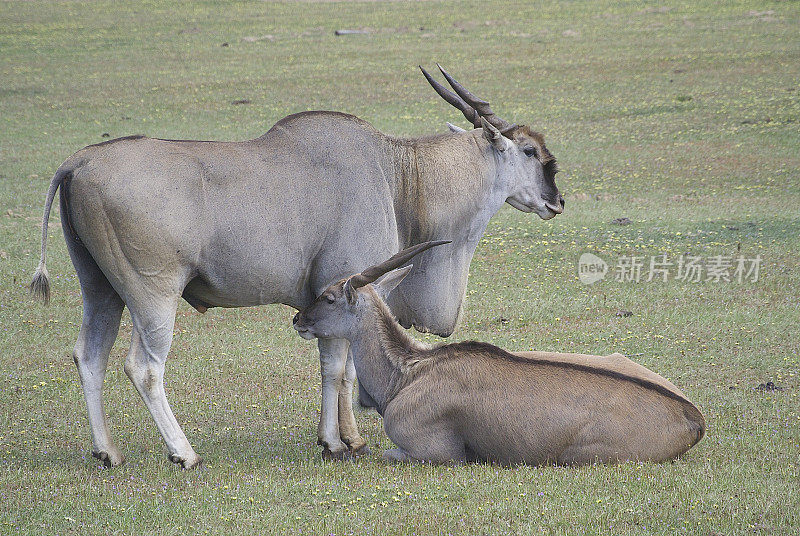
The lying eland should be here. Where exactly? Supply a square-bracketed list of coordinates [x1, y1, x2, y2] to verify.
[31, 66, 563, 467]
[293, 241, 706, 465]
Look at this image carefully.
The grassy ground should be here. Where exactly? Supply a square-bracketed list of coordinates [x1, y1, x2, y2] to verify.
[1, 0, 798, 534]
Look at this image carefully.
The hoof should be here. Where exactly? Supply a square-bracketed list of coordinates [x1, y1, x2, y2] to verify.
[382, 448, 411, 463]
[343, 436, 370, 457]
[92, 449, 125, 468]
[350, 443, 371, 458]
[322, 447, 353, 462]
[168, 452, 203, 470]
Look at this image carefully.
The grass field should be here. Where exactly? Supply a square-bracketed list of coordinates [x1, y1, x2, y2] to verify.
[1, 0, 799, 534]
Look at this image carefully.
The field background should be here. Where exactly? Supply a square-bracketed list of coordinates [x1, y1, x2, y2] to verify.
[1, 1, 798, 534]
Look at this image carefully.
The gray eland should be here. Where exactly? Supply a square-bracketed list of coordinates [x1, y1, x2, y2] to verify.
[31, 65, 563, 467]
[293, 241, 706, 465]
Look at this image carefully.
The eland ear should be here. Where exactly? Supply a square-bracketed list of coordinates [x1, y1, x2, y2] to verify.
[343, 279, 358, 305]
[446, 122, 467, 133]
[373, 265, 413, 300]
[480, 116, 509, 152]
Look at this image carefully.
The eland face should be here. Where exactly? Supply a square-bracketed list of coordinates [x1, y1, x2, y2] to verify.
[494, 124, 563, 220]
[293, 279, 352, 340]
[294, 241, 450, 342]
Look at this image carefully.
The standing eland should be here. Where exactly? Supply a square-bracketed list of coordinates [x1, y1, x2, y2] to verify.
[30, 65, 563, 468]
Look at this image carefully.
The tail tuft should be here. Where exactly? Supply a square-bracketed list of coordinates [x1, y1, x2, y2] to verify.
[30, 263, 51, 305]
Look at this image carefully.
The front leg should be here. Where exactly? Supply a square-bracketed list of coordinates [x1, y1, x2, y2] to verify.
[382, 448, 414, 463]
[383, 399, 466, 465]
[317, 338, 351, 460]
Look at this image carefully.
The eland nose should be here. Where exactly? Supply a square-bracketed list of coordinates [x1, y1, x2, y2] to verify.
[545, 193, 565, 215]
[292, 312, 300, 325]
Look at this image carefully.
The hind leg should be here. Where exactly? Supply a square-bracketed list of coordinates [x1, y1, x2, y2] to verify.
[124, 297, 201, 469]
[64, 231, 125, 466]
[381, 431, 466, 465]
[75, 290, 125, 466]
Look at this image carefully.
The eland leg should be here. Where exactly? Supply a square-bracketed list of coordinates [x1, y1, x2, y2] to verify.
[382, 433, 467, 465]
[358, 382, 377, 409]
[124, 298, 201, 469]
[317, 338, 352, 460]
[338, 349, 369, 456]
[64, 225, 126, 467]
[384, 401, 466, 464]
[74, 290, 125, 467]
[382, 448, 414, 463]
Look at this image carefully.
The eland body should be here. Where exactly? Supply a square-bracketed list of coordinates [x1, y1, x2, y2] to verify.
[294, 242, 706, 465]
[31, 67, 562, 467]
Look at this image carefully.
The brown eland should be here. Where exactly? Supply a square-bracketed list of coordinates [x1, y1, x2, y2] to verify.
[294, 241, 705, 465]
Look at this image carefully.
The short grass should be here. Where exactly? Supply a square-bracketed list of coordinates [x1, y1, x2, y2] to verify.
[1, 1, 798, 534]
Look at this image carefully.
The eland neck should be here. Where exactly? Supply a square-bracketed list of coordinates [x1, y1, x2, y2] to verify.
[387, 130, 507, 246]
[381, 130, 509, 336]
[346, 287, 430, 414]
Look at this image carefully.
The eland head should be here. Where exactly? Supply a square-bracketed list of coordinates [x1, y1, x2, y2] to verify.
[421, 64, 563, 220]
[293, 240, 451, 341]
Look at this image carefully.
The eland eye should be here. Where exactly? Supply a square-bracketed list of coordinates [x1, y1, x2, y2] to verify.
[324, 295, 335, 304]
[523, 147, 538, 158]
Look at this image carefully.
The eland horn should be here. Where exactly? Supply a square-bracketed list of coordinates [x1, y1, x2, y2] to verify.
[420, 65, 481, 127]
[348, 240, 452, 290]
[421, 64, 516, 134]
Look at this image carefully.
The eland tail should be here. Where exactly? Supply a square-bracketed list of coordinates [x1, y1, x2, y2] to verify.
[30, 163, 74, 304]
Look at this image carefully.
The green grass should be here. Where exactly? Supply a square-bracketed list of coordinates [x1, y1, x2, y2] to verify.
[1, 0, 798, 534]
